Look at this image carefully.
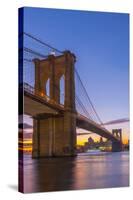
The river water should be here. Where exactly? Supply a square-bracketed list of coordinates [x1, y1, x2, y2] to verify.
[22, 151, 129, 193]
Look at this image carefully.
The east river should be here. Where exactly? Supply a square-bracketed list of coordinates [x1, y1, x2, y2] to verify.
[20, 151, 129, 193]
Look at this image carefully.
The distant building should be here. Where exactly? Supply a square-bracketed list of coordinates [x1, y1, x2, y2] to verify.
[84, 137, 95, 150]
[83, 137, 112, 152]
[99, 137, 104, 145]
[88, 137, 95, 145]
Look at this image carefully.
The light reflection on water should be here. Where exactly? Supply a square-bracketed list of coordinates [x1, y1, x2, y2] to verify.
[22, 151, 129, 193]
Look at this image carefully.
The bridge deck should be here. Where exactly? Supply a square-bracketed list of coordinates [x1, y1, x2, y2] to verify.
[76, 114, 120, 142]
[23, 87, 120, 143]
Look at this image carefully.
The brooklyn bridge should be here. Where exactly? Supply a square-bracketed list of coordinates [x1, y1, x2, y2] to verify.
[19, 32, 128, 158]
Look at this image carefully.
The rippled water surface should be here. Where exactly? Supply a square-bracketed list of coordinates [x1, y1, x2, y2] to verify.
[21, 151, 129, 193]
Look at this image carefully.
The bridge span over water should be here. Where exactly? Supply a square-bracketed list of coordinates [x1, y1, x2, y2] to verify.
[20, 32, 123, 158]
[24, 83, 121, 144]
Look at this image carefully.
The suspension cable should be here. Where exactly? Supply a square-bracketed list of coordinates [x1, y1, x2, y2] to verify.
[23, 32, 63, 54]
[20, 32, 102, 124]
[75, 68, 103, 124]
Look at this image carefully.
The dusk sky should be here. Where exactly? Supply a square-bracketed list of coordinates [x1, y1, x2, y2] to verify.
[23, 7, 129, 144]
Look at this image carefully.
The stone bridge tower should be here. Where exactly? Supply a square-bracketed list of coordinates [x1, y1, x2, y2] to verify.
[32, 51, 77, 158]
[112, 129, 123, 152]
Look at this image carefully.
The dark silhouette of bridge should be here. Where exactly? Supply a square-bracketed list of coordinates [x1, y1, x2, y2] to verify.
[19, 32, 124, 158]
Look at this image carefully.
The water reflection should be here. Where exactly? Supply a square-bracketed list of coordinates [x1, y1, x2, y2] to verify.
[73, 152, 129, 189]
[22, 152, 129, 193]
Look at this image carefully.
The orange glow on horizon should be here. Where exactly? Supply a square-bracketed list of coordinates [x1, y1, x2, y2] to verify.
[19, 133, 129, 147]
[77, 135, 129, 146]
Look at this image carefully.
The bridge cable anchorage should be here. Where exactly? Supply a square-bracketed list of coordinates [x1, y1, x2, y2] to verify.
[75, 68, 103, 125]
[22, 32, 63, 54]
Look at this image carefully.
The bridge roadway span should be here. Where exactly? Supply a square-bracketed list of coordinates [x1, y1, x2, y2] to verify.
[24, 88, 120, 143]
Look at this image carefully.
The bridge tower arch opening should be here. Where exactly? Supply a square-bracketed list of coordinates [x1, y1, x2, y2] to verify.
[60, 75, 65, 105]
[32, 51, 77, 158]
[46, 78, 50, 97]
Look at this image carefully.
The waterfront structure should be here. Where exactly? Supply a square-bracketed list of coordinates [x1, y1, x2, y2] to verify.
[22, 51, 123, 157]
